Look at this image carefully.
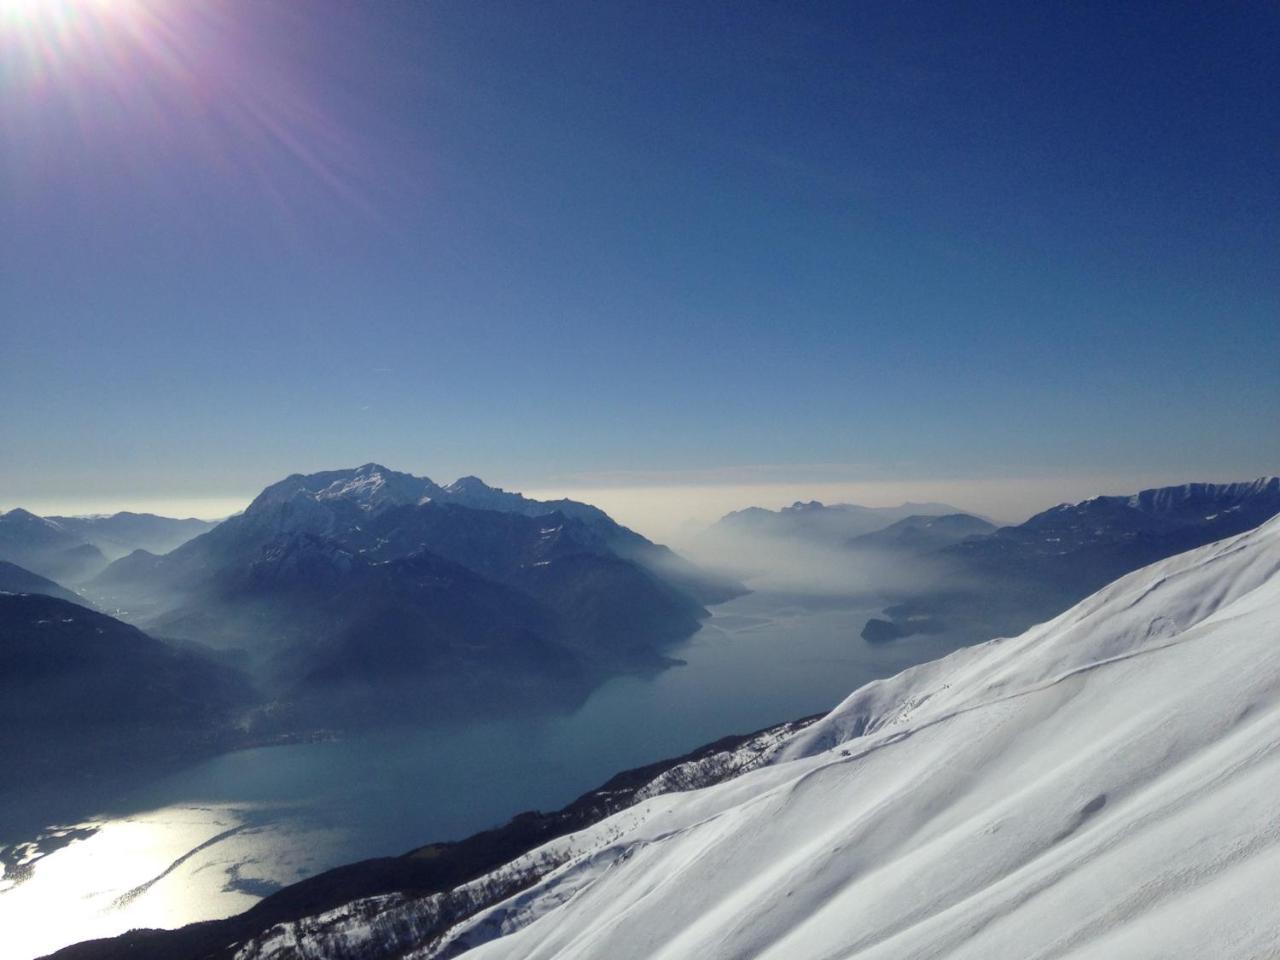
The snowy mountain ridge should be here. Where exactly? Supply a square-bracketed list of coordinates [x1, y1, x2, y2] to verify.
[1037, 475, 1279, 524]
[1123, 475, 1277, 512]
[226, 512, 1280, 960]
[247, 464, 613, 526]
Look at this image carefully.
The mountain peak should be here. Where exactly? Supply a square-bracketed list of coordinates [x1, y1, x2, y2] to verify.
[247, 465, 442, 518]
[786, 500, 827, 511]
[2, 507, 43, 522]
[445, 475, 497, 495]
[0, 508, 74, 538]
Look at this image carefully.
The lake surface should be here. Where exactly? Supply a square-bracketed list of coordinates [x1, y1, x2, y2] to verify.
[0, 591, 972, 959]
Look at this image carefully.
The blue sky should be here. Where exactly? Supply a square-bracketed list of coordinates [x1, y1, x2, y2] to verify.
[1, 1, 1277, 531]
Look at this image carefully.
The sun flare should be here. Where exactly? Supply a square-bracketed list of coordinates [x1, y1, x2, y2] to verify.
[0, 0, 105, 32]
[2, 0, 363, 210]
[1, 0, 131, 73]
[1, 0, 57, 20]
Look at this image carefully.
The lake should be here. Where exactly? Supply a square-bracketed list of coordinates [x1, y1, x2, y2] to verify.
[0, 590, 971, 959]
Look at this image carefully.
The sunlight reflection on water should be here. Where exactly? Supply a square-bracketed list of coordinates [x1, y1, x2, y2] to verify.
[0, 804, 344, 960]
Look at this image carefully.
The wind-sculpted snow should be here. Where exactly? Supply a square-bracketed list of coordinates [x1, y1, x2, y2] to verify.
[415, 515, 1280, 959]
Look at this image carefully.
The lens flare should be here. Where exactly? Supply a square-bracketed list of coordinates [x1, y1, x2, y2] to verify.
[1, 0, 129, 75]
[1, 0, 72, 24]
[1, 0, 378, 218]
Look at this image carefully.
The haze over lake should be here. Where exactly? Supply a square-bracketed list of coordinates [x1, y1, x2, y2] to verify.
[0, 589, 970, 960]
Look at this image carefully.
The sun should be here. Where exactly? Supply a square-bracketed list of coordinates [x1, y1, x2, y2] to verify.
[2, 1, 96, 90]
[2, 0, 364, 211]
[1, 0, 153, 86]
[0, 0, 151, 45]
[0, 0, 103, 53]
[1, 0, 76, 27]
[1, 0, 46, 15]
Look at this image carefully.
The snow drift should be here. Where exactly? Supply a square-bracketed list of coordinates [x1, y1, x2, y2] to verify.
[241, 514, 1280, 960]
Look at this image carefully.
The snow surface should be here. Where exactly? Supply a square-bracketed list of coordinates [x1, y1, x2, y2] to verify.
[417, 515, 1280, 959]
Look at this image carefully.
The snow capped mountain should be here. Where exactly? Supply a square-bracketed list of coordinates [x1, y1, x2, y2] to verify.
[247, 463, 442, 520]
[222, 514, 1280, 960]
[1019, 476, 1280, 548]
[241, 465, 618, 536]
[1122, 476, 1277, 515]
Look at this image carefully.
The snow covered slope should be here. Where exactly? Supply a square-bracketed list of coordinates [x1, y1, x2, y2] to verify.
[401, 514, 1280, 960]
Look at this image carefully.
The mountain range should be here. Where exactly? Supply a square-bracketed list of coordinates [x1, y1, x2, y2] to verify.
[692, 477, 1280, 644]
[44, 512, 217, 561]
[0, 509, 109, 585]
[51, 502, 1280, 960]
[0, 508, 215, 584]
[878, 476, 1280, 641]
[701, 498, 971, 549]
[80, 464, 742, 725]
[690, 498, 982, 594]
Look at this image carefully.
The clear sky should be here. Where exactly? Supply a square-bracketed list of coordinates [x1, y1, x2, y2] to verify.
[2, 1, 1277, 538]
